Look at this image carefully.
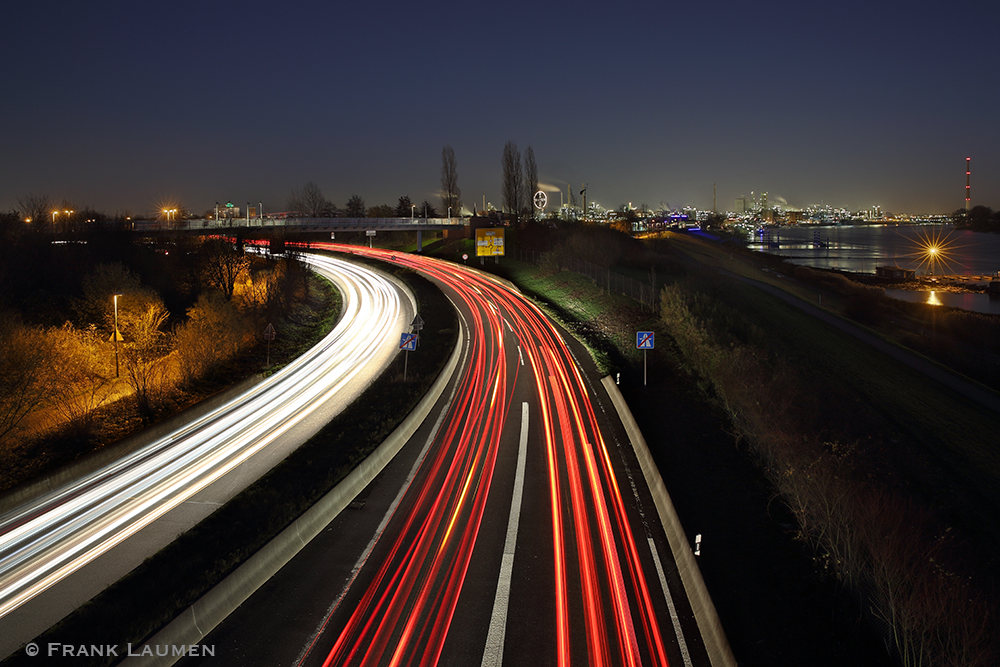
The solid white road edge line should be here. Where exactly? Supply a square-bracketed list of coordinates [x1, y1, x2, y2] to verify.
[648, 536, 693, 667]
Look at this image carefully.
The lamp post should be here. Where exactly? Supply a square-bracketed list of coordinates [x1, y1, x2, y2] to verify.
[411, 204, 415, 220]
[113, 293, 123, 378]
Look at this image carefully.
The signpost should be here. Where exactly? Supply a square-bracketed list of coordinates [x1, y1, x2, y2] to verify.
[264, 323, 276, 366]
[475, 227, 505, 264]
[636, 331, 654, 386]
[366, 229, 376, 248]
[400, 332, 418, 381]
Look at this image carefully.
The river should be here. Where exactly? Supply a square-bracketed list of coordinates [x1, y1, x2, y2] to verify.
[747, 224, 1000, 314]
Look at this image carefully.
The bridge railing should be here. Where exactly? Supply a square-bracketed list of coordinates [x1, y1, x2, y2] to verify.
[133, 217, 466, 232]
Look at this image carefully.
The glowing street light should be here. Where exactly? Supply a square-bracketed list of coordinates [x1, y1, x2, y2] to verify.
[411, 204, 415, 220]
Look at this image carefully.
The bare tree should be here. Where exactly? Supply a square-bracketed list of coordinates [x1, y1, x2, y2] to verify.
[440, 145, 461, 216]
[16, 193, 51, 228]
[287, 182, 330, 217]
[121, 302, 170, 420]
[174, 291, 247, 383]
[501, 141, 524, 223]
[78, 262, 143, 327]
[0, 313, 60, 444]
[201, 238, 250, 300]
[524, 146, 538, 218]
[49, 323, 115, 439]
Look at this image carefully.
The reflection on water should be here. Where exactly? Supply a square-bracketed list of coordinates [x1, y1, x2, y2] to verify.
[884, 289, 1000, 315]
[750, 224, 1000, 277]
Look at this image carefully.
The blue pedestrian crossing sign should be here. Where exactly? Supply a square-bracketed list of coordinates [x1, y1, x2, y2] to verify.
[400, 332, 418, 351]
[636, 331, 654, 350]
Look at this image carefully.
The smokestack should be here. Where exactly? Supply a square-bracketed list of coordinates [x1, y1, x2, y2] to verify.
[966, 157, 971, 212]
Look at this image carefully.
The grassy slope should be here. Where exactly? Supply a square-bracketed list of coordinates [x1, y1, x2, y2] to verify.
[667, 233, 1000, 553]
[469, 242, 921, 666]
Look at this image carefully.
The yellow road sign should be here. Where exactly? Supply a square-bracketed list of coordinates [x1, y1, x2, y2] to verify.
[475, 227, 505, 257]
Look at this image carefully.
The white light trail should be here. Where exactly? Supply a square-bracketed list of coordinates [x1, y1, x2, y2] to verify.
[0, 253, 409, 620]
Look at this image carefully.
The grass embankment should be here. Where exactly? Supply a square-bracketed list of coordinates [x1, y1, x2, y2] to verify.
[658, 267, 1000, 666]
[468, 229, 999, 666]
[1, 260, 458, 667]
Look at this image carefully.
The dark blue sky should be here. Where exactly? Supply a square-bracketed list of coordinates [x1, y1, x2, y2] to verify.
[3, 0, 998, 217]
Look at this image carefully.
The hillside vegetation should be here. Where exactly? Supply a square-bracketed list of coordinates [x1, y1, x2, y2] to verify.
[448, 222, 999, 667]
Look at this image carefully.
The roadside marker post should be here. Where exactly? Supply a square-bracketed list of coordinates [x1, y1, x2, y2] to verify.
[264, 323, 276, 367]
[636, 331, 654, 386]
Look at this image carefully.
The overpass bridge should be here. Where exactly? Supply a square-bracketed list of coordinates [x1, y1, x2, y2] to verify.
[133, 216, 468, 252]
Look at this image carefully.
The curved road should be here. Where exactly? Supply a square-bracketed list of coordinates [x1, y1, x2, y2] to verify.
[0, 254, 414, 659]
[183, 247, 710, 667]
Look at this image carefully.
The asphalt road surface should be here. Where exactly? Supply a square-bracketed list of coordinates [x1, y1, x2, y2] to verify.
[0, 254, 413, 659]
[181, 247, 710, 667]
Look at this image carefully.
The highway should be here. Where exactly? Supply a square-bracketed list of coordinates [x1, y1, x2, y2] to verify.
[0, 254, 414, 659]
[184, 246, 711, 667]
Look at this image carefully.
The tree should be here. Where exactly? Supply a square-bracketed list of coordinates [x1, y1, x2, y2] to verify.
[201, 238, 250, 300]
[0, 313, 60, 445]
[440, 145, 461, 216]
[121, 301, 170, 420]
[49, 323, 115, 439]
[17, 193, 51, 228]
[501, 141, 524, 223]
[419, 200, 439, 218]
[287, 182, 332, 217]
[345, 194, 366, 218]
[395, 195, 414, 218]
[524, 146, 538, 218]
[78, 262, 144, 327]
[174, 290, 246, 383]
[367, 204, 395, 218]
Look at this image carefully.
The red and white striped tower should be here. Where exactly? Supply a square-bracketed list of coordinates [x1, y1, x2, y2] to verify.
[966, 157, 971, 211]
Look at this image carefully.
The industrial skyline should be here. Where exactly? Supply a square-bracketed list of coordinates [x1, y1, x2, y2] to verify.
[3, 1, 998, 217]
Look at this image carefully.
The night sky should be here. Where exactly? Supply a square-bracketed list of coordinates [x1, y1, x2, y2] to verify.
[3, 0, 998, 217]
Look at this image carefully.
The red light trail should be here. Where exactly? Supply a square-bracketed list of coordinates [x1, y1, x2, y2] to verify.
[301, 244, 673, 667]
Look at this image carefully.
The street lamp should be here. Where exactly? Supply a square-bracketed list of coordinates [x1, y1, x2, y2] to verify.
[113, 293, 123, 378]
[411, 204, 415, 220]
[448, 206, 452, 222]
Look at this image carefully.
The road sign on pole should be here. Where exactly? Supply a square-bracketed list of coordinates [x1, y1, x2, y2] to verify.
[637, 331, 654, 386]
[400, 333, 418, 351]
[400, 332, 418, 381]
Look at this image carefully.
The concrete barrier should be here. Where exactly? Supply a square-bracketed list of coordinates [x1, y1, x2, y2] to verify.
[122, 325, 465, 667]
[601, 376, 736, 667]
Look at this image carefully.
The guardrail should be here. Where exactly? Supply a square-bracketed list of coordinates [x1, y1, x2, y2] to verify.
[132, 217, 467, 232]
